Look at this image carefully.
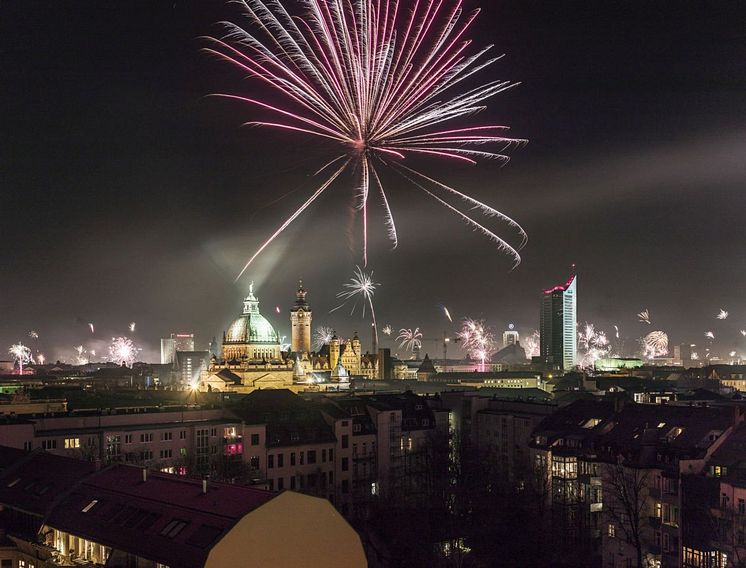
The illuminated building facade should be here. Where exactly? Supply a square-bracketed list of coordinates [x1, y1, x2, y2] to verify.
[160, 333, 195, 364]
[540, 273, 577, 370]
[290, 280, 312, 354]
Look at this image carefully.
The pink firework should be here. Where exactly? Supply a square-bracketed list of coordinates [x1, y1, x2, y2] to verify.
[205, 0, 527, 279]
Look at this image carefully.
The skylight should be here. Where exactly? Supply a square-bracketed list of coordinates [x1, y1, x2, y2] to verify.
[81, 499, 98, 513]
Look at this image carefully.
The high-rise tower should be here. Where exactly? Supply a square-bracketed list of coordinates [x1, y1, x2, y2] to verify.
[540, 271, 577, 370]
[290, 280, 312, 354]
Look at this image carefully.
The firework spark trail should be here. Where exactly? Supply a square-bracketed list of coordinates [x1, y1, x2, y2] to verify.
[523, 329, 540, 359]
[440, 305, 453, 323]
[458, 318, 496, 371]
[577, 323, 611, 368]
[332, 266, 379, 345]
[637, 309, 651, 325]
[88, 323, 95, 334]
[717, 309, 729, 320]
[397, 328, 423, 353]
[9, 343, 32, 375]
[109, 337, 140, 367]
[313, 326, 335, 351]
[129, 322, 136, 333]
[207, 0, 527, 277]
[642, 331, 669, 359]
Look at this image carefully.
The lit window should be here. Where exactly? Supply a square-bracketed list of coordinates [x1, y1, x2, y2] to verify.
[64, 438, 80, 449]
[81, 499, 98, 513]
[608, 524, 615, 538]
[657, 422, 666, 428]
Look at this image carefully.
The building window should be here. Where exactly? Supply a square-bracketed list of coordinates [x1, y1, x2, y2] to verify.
[278, 453, 284, 468]
[210, 428, 217, 437]
[250, 456, 260, 470]
[342, 457, 349, 472]
[268, 455, 274, 469]
[106, 435, 121, 459]
[23, 442, 31, 452]
[161, 432, 173, 441]
[64, 438, 80, 449]
[180, 430, 187, 440]
[300, 451, 305, 465]
[251, 434, 260, 446]
[322, 449, 327, 462]
[160, 449, 173, 459]
[342, 435, 349, 449]
[140, 433, 153, 443]
[329, 448, 334, 461]
[125, 434, 133, 444]
[278, 477, 284, 490]
[342, 479, 349, 493]
[307, 450, 317, 465]
[290, 476, 296, 490]
[353, 424, 362, 433]
[268, 478, 274, 491]
[608, 524, 615, 538]
[739, 499, 745, 515]
[41, 439, 57, 450]
[290, 452, 296, 466]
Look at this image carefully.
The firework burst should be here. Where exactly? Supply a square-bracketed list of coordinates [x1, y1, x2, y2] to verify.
[458, 318, 496, 371]
[381, 325, 393, 336]
[637, 309, 651, 325]
[523, 329, 540, 359]
[705, 331, 715, 340]
[109, 337, 140, 367]
[74, 345, 89, 366]
[9, 343, 32, 375]
[577, 323, 611, 369]
[28, 331, 39, 339]
[397, 328, 423, 354]
[206, 0, 528, 279]
[129, 322, 136, 333]
[717, 309, 729, 320]
[332, 266, 379, 345]
[313, 326, 335, 351]
[642, 331, 669, 359]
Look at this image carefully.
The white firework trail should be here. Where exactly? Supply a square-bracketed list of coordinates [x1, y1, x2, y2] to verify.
[313, 326, 335, 351]
[397, 328, 423, 354]
[332, 266, 379, 346]
[9, 343, 32, 375]
[637, 309, 651, 325]
[523, 330, 540, 359]
[108, 337, 140, 367]
[577, 323, 611, 368]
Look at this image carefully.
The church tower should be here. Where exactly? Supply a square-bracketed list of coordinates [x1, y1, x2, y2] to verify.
[290, 280, 312, 354]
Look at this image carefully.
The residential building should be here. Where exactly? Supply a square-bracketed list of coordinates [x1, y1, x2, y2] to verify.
[160, 333, 195, 365]
[0, 448, 366, 567]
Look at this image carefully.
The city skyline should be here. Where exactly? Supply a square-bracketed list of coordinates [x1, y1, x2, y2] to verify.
[3, 1, 746, 361]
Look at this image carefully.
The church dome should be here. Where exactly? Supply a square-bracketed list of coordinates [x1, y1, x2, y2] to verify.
[225, 285, 279, 345]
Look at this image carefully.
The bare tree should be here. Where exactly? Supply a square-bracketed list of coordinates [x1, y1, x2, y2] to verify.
[604, 460, 650, 568]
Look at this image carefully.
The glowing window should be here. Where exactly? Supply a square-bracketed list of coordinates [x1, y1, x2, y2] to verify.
[81, 499, 98, 513]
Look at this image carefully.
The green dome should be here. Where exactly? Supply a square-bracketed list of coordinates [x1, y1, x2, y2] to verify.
[225, 285, 280, 345]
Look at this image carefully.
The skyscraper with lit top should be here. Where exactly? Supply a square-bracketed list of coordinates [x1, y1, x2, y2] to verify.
[540, 270, 577, 370]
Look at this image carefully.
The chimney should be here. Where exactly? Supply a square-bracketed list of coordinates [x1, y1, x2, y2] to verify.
[202, 478, 207, 494]
[142, 468, 148, 482]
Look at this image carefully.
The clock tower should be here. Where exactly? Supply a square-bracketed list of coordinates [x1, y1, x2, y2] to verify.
[290, 280, 312, 354]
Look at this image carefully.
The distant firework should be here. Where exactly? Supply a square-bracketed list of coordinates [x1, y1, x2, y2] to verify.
[74, 345, 89, 366]
[397, 328, 423, 354]
[523, 330, 540, 359]
[741, 330, 746, 337]
[108, 337, 140, 367]
[458, 319, 496, 371]
[313, 326, 334, 351]
[381, 325, 393, 336]
[28, 331, 39, 339]
[37, 353, 45, 365]
[637, 309, 651, 325]
[717, 309, 729, 320]
[642, 331, 669, 359]
[705, 331, 715, 340]
[88, 322, 95, 334]
[577, 323, 611, 369]
[333, 266, 379, 345]
[276, 306, 281, 315]
[730, 351, 737, 358]
[8, 343, 32, 374]
[208, 0, 528, 279]
[129, 322, 136, 332]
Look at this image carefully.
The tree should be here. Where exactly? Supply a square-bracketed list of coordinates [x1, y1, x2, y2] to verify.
[604, 460, 650, 568]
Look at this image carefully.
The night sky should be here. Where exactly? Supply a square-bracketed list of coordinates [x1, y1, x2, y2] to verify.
[2, 1, 746, 363]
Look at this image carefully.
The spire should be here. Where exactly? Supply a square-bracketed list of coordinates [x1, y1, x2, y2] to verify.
[294, 279, 308, 308]
[243, 283, 260, 314]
